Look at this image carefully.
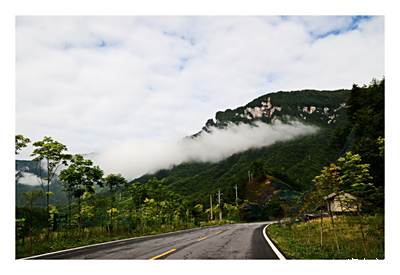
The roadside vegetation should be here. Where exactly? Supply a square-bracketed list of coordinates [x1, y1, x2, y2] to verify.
[16, 218, 234, 259]
[16, 169, 240, 258]
[15, 135, 243, 258]
[266, 79, 384, 259]
[15, 79, 384, 259]
[267, 148, 384, 259]
[267, 215, 384, 259]
[15, 158, 240, 259]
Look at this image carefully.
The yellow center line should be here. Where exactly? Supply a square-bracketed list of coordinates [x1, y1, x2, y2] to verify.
[149, 248, 177, 260]
[198, 230, 224, 241]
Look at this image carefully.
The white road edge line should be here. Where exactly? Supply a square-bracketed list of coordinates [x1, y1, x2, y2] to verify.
[20, 224, 224, 260]
[20, 235, 147, 260]
[263, 223, 286, 260]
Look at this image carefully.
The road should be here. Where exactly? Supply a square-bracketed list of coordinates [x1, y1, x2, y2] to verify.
[27, 222, 279, 259]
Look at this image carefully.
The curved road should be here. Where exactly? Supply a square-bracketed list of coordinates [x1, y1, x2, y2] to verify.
[27, 222, 279, 259]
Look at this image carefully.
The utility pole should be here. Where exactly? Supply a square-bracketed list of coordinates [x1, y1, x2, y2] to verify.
[248, 170, 253, 182]
[234, 184, 238, 206]
[218, 189, 222, 221]
[210, 194, 213, 220]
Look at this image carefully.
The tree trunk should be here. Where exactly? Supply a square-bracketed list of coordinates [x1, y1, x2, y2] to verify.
[328, 205, 340, 253]
[78, 197, 82, 232]
[109, 189, 114, 234]
[357, 205, 368, 258]
[320, 209, 323, 247]
[46, 159, 50, 241]
[67, 194, 72, 229]
[29, 198, 33, 252]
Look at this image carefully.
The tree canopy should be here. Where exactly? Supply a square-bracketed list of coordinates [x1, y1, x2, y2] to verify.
[15, 134, 30, 155]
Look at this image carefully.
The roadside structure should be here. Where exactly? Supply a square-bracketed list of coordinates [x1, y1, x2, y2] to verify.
[324, 192, 359, 213]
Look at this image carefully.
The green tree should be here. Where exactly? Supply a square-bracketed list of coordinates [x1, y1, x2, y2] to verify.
[23, 190, 44, 251]
[223, 203, 239, 221]
[15, 134, 30, 155]
[30, 136, 71, 239]
[15, 134, 31, 207]
[16, 218, 26, 246]
[264, 197, 284, 221]
[250, 160, 266, 182]
[146, 178, 168, 201]
[347, 79, 384, 188]
[377, 137, 384, 157]
[192, 203, 204, 225]
[104, 173, 127, 232]
[300, 190, 324, 246]
[48, 204, 59, 231]
[337, 151, 374, 257]
[337, 151, 374, 198]
[374, 137, 385, 211]
[59, 154, 103, 229]
[127, 182, 147, 208]
[125, 182, 148, 231]
[311, 151, 376, 256]
[313, 164, 341, 197]
[80, 192, 96, 228]
[313, 164, 341, 252]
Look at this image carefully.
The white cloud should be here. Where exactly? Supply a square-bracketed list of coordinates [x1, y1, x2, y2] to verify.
[17, 172, 42, 186]
[16, 16, 384, 167]
[94, 120, 318, 179]
[289, 16, 354, 36]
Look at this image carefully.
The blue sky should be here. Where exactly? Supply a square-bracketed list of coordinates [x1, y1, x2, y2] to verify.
[307, 16, 372, 39]
[16, 16, 384, 161]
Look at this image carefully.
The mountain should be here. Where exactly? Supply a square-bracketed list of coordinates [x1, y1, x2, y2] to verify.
[134, 88, 353, 205]
[16, 160, 68, 207]
[198, 89, 349, 132]
[16, 81, 383, 213]
[15, 152, 100, 207]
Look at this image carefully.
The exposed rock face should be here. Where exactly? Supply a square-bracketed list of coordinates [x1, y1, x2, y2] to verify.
[236, 97, 280, 120]
[196, 89, 349, 137]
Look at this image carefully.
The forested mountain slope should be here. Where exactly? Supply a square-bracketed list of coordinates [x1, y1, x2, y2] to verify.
[135, 88, 354, 205]
[15, 80, 384, 259]
[16, 80, 384, 213]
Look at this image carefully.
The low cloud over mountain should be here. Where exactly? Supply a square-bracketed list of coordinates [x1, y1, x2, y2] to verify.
[94, 120, 318, 179]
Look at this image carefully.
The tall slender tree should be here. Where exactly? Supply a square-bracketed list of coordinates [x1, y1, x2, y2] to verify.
[15, 134, 31, 197]
[104, 173, 127, 233]
[126, 182, 147, 231]
[337, 151, 374, 257]
[59, 154, 103, 229]
[23, 190, 44, 251]
[30, 136, 70, 239]
[313, 164, 341, 253]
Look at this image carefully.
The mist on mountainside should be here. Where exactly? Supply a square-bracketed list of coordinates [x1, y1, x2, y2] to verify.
[94, 120, 318, 180]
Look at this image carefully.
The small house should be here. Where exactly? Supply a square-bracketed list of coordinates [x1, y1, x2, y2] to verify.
[324, 192, 360, 213]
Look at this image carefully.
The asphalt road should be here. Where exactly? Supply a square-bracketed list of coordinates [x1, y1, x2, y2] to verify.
[28, 222, 279, 259]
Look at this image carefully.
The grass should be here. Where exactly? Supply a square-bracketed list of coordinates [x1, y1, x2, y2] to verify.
[267, 215, 384, 259]
[16, 220, 233, 259]
[16, 223, 196, 259]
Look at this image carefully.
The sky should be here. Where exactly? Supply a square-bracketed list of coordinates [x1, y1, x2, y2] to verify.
[4, 1, 399, 272]
[16, 16, 384, 167]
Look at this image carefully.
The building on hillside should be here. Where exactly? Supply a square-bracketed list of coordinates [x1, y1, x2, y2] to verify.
[324, 192, 360, 213]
